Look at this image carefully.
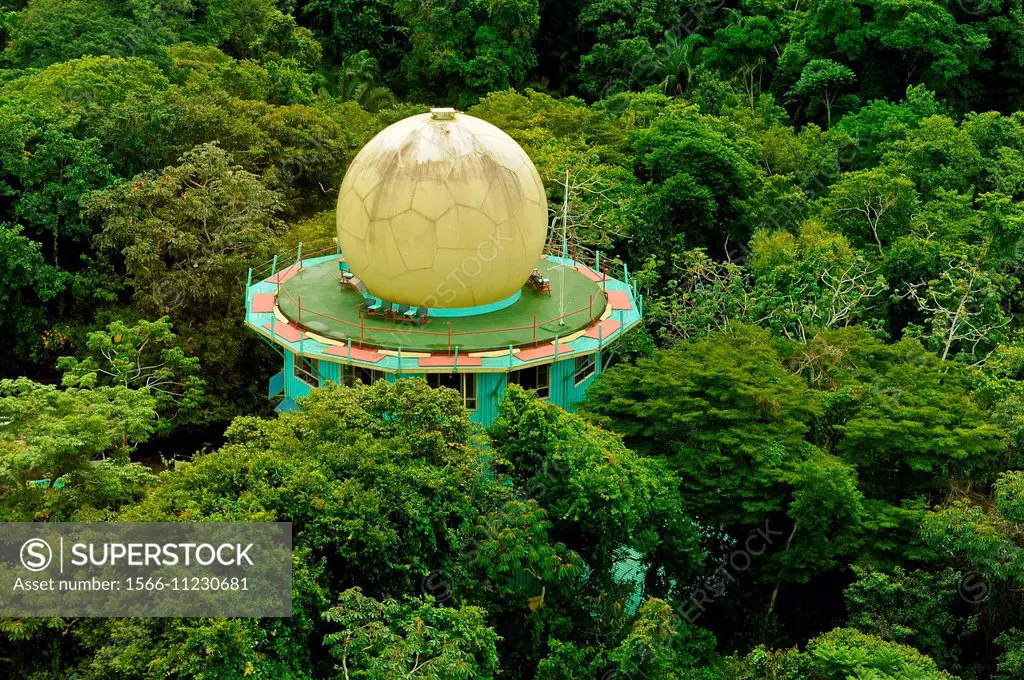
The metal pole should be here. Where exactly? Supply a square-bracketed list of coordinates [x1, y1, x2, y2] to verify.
[271, 254, 278, 276]
[245, 267, 253, 312]
[296, 242, 303, 269]
[559, 168, 569, 325]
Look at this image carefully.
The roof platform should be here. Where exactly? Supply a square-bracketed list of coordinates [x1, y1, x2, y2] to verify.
[244, 246, 643, 374]
[277, 255, 603, 352]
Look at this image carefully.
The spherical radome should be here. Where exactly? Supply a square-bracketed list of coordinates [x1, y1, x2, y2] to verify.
[336, 109, 548, 308]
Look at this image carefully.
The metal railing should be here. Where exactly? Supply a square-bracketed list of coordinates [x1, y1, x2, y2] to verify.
[245, 240, 639, 355]
[276, 284, 599, 353]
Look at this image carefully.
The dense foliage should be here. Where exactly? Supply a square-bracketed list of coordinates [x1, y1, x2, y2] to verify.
[3, 0, 1024, 676]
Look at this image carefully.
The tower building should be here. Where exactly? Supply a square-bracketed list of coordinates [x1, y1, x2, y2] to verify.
[244, 108, 642, 424]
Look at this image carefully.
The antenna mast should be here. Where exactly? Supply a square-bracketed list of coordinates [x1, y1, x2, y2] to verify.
[559, 168, 570, 325]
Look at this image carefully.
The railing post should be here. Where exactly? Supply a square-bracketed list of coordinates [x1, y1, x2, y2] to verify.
[589, 294, 593, 318]
[595, 250, 600, 271]
[454, 346, 459, 368]
[347, 338, 352, 362]
[297, 295, 302, 324]
[360, 317, 365, 344]
[397, 347, 402, 375]
[296, 242, 303, 269]
[245, 267, 253, 311]
[271, 254, 278, 276]
[554, 335, 559, 357]
[508, 344, 514, 369]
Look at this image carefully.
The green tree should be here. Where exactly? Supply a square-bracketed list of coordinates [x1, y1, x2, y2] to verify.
[741, 627, 955, 679]
[123, 380, 494, 595]
[336, 49, 395, 111]
[748, 221, 887, 343]
[652, 31, 703, 95]
[6, 124, 114, 267]
[0, 55, 178, 175]
[820, 168, 919, 253]
[626, 100, 760, 255]
[395, 0, 539, 103]
[844, 566, 973, 674]
[300, 0, 407, 65]
[2, 0, 178, 69]
[0, 377, 157, 520]
[583, 324, 820, 528]
[323, 588, 500, 679]
[491, 385, 704, 589]
[536, 599, 724, 680]
[826, 337, 1005, 500]
[704, 15, 781, 109]
[89, 143, 284, 321]
[0, 224, 66, 372]
[788, 59, 856, 127]
[58, 316, 205, 431]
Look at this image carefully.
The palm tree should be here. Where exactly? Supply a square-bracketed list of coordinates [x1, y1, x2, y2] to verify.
[337, 50, 396, 112]
[652, 31, 704, 96]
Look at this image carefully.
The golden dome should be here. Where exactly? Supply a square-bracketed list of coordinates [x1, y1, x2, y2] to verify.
[336, 109, 548, 308]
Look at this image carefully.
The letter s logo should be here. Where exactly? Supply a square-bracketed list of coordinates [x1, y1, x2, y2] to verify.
[20, 539, 52, 572]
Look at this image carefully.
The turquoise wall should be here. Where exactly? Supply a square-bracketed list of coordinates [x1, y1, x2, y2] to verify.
[278, 351, 603, 424]
[550, 356, 598, 413]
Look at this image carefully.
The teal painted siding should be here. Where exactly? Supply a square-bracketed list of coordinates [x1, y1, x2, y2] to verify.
[276, 353, 605, 425]
[318, 360, 341, 385]
[550, 355, 597, 413]
[284, 351, 315, 401]
[474, 373, 505, 425]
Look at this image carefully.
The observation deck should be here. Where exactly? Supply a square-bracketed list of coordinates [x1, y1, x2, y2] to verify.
[244, 242, 643, 375]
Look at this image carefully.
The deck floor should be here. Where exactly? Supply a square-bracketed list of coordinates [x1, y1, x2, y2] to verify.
[276, 258, 606, 352]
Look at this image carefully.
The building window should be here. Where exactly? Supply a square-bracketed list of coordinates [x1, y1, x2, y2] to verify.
[342, 364, 383, 387]
[294, 356, 320, 386]
[510, 364, 550, 399]
[426, 373, 477, 410]
[574, 354, 596, 386]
